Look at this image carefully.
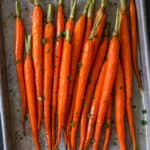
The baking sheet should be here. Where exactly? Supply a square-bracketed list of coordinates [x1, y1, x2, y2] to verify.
[0, 0, 150, 150]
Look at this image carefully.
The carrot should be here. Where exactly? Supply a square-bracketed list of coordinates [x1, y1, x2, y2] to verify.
[24, 35, 40, 150]
[54, 0, 77, 149]
[92, 9, 120, 150]
[83, 0, 95, 44]
[102, 97, 112, 150]
[52, 0, 65, 147]
[129, 0, 143, 89]
[43, 4, 54, 150]
[92, 0, 107, 59]
[66, 0, 91, 120]
[84, 62, 107, 150]
[79, 27, 109, 150]
[120, 1, 137, 149]
[70, 10, 104, 150]
[15, 1, 26, 132]
[115, 62, 126, 150]
[32, 0, 43, 130]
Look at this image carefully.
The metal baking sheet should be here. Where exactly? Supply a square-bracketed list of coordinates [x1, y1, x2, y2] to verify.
[0, 0, 150, 150]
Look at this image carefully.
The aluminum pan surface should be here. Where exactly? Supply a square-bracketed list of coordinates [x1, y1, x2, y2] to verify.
[0, 0, 150, 149]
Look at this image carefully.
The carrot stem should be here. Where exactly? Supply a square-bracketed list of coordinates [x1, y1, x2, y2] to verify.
[70, 0, 77, 19]
[34, 0, 40, 6]
[104, 22, 110, 37]
[113, 9, 121, 36]
[82, 0, 91, 15]
[47, 3, 54, 23]
[101, 0, 107, 10]
[87, 0, 95, 18]
[120, 0, 126, 11]
[65, 30, 72, 42]
[57, 0, 63, 5]
[16, 1, 20, 18]
[25, 34, 32, 55]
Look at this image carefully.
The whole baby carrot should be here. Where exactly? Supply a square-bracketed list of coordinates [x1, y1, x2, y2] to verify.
[102, 97, 112, 150]
[52, 0, 65, 147]
[120, 0, 137, 149]
[79, 27, 109, 150]
[43, 4, 54, 150]
[24, 35, 40, 150]
[15, 1, 26, 131]
[32, 0, 43, 129]
[84, 62, 107, 150]
[129, 0, 143, 89]
[70, 10, 104, 150]
[92, 9, 120, 150]
[54, 0, 77, 149]
[115, 62, 126, 150]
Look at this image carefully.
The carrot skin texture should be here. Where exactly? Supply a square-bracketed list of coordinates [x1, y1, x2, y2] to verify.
[129, 0, 143, 89]
[115, 63, 126, 150]
[120, 11, 136, 150]
[24, 55, 40, 150]
[80, 38, 108, 150]
[70, 40, 93, 150]
[102, 99, 112, 150]
[93, 36, 120, 150]
[15, 17, 26, 129]
[52, 4, 64, 146]
[54, 19, 74, 149]
[44, 22, 54, 150]
[32, 5, 43, 129]
[84, 62, 107, 150]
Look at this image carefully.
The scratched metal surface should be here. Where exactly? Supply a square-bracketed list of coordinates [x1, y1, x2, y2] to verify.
[0, 0, 150, 150]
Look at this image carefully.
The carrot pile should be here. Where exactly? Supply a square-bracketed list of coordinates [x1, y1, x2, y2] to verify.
[14, 0, 143, 150]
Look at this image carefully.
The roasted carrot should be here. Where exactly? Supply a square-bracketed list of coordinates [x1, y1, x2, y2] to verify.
[120, 1, 136, 149]
[92, 9, 120, 150]
[115, 62, 126, 150]
[79, 27, 109, 150]
[24, 35, 40, 150]
[92, 0, 107, 59]
[84, 62, 107, 150]
[102, 98, 112, 150]
[43, 4, 54, 150]
[70, 10, 104, 150]
[129, 0, 143, 89]
[66, 0, 91, 120]
[83, 0, 95, 44]
[15, 1, 26, 132]
[54, 0, 77, 149]
[52, 0, 65, 147]
[32, 0, 43, 129]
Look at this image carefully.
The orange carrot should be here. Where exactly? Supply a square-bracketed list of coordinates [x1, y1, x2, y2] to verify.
[15, 1, 26, 132]
[24, 35, 40, 150]
[92, 9, 120, 150]
[84, 62, 107, 150]
[54, 1, 77, 149]
[102, 98, 112, 150]
[80, 28, 109, 150]
[43, 4, 54, 150]
[129, 0, 143, 89]
[32, 0, 43, 129]
[70, 11, 104, 150]
[66, 0, 91, 119]
[52, 0, 65, 147]
[115, 62, 126, 150]
[120, 1, 136, 149]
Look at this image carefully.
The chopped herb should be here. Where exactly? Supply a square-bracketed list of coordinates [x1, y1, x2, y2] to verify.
[46, 48, 50, 53]
[67, 75, 72, 81]
[62, 32, 66, 37]
[104, 122, 109, 129]
[88, 112, 92, 119]
[42, 38, 46, 45]
[142, 109, 147, 114]
[70, 121, 75, 128]
[132, 105, 136, 109]
[16, 59, 21, 64]
[78, 62, 83, 69]
[141, 120, 147, 126]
